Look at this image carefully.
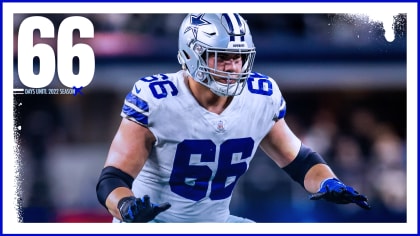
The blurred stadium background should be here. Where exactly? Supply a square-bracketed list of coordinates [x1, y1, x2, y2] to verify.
[13, 13, 407, 223]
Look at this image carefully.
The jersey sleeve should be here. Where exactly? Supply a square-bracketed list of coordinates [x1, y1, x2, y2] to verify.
[120, 80, 152, 127]
[267, 76, 287, 121]
[246, 72, 287, 122]
[276, 92, 287, 120]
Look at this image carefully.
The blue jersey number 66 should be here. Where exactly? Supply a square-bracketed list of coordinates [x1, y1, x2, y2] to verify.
[169, 138, 254, 201]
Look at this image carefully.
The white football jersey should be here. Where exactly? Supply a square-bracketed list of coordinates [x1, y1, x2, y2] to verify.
[120, 70, 286, 222]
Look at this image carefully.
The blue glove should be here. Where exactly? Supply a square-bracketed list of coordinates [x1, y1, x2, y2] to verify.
[309, 178, 371, 210]
[118, 195, 171, 222]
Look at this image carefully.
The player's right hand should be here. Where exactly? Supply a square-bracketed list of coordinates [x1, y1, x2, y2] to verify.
[118, 195, 171, 223]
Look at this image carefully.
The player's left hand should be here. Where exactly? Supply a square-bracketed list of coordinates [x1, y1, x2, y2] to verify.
[309, 178, 371, 210]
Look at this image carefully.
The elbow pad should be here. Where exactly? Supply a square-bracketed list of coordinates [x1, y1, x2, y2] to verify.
[96, 166, 134, 209]
[282, 144, 327, 188]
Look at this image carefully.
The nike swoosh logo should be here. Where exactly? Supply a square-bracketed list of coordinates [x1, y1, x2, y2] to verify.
[134, 85, 141, 94]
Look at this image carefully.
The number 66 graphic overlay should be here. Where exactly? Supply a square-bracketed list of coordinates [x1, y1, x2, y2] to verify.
[17, 16, 95, 89]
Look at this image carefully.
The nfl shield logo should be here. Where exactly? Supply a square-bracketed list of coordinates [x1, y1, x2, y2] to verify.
[217, 120, 225, 132]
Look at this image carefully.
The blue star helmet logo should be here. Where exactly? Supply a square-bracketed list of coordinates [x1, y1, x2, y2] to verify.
[184, 14, 211, 40]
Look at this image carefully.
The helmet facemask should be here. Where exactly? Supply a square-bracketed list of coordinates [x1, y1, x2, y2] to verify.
[196, 46, 255, 97]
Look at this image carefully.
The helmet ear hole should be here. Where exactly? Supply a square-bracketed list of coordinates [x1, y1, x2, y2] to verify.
[182, 50, 190, 60]
[178, 50, 190, 69]
[177, 50, 190, 64]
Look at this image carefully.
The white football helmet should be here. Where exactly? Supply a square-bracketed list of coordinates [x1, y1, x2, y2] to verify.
[177, 13, 256, 96]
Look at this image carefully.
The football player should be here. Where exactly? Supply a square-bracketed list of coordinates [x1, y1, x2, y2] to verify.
[96, 13, 370, 223]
